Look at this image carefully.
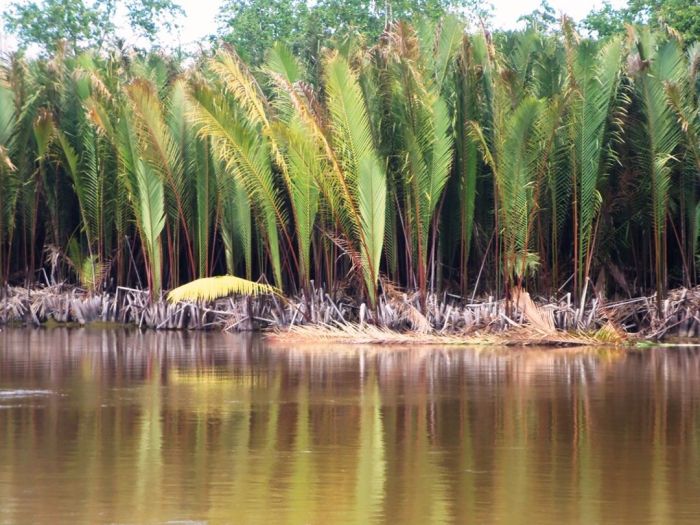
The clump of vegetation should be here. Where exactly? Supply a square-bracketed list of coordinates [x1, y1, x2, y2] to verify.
[0, 13, 699, 318]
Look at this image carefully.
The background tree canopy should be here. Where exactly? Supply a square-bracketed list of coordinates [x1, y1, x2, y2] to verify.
[214, 0, 492, 64]
[583, 0, 700, 43]
[3, 0, 698, 58]
[2, 0, 184, 54]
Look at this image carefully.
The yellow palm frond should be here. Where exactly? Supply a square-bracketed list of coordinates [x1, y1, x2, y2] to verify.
[211, 49, 270, 130]
[167, 275, 279, 303]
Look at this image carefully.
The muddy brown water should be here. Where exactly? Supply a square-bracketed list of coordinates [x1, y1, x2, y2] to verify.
[1, 327, 699, 524]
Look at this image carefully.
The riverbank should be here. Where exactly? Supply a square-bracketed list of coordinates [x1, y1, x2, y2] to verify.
[2, 283, 700, 346]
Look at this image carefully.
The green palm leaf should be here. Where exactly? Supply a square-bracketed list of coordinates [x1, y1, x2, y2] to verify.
[187, 83, 285, 287]
[108, 105, 166, 297]
[470, 96, 543, 282]
[632, 30, 686, 301]
[566, 32, 623, 292]
[0, 80, 18, 281]
[325, 53, 387, 305]
[126, 78, 196, 279]
[276, 118, 321, 286]
[215, 158, 252, 279]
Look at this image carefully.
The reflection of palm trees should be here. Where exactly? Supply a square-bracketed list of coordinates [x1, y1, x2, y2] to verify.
[2, 329, 700, 523]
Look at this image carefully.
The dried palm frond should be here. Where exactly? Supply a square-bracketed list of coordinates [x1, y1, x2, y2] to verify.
[512, 288, 555, 334]
[398, 301, 432, 333]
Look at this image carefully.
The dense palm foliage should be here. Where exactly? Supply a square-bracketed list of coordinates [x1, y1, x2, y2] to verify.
[0, 18, 699, 307]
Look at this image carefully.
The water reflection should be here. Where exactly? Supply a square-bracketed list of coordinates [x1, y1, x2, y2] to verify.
[1, 328, 699, 524]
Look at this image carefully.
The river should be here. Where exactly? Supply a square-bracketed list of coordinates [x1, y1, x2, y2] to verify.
[1, 327, 699, 524]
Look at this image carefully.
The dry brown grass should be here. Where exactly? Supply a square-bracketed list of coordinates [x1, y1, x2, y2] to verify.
[265, 322, 609, 348]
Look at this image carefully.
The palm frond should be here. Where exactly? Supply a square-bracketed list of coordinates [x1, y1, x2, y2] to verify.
[566, 34, 623, 290]
[0, 82, 15, 171]
[357, 156, 386, 299]
[135, 157, 166, 295]
[211, 48, 271, 130]
[264, 42, 302, 84]
[187, 82, 285, 287]
[325, 53, 378, 186]
[215, 158, 252, 278]
[0, 80, 18, 281]
[110, 106, 166, 296]
[421, 96, 453, 235]
[325, 52, 387, 304]
[470, 94, 542, 281]
[632, 31, 686, 300]
[430, 15, 465, 91]
[126, 78, 195, 279]
[167, 275, 278, 303]
[276, 117, 321, 285]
